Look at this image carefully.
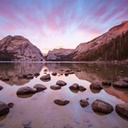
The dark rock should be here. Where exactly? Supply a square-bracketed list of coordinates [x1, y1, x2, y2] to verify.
[92, 99, 114, 114]
[52, 72, 57, 76]
[34, 73, 40, 77]
[115, 103, 128, 118]
[54, 99, 70, 106]
[65, 69, 72, 72]
[16, 86, 36, 95]
[33, 84, 47, 92]
[102, 80, 111, 86]
[80, 99, 89, 107]
[65, 73, 69, 77]
[0, 86, 3, 90]
[69, 83, 79, 90]
[79, 85, 86, 92]
[90, 82, 102, 89]
[23, 74, 28, 78]
[56, 80, 67, 86]
[0, 101, 9, 116]
[40, 74, 51, 81]
[113, 80, 128, 88]
[50, 85, 61, 90]
[7, 102, 14, 108]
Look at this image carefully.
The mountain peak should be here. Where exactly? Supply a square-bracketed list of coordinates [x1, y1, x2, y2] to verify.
[0, 35, 44, 61]
[109, 20, 128, 32]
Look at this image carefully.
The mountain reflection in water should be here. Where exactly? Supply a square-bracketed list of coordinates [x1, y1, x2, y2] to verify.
[0, 62, 128, 128]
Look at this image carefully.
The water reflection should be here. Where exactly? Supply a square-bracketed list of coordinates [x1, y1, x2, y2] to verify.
[0, 63, 43, 86]
[0, 62, 128, 127]
[45, 62, 128, 102]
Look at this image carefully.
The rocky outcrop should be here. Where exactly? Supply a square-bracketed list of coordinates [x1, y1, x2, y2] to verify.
[92, 99, 114, 114]
[0, 35, 44, 61]
[46, 48, 73, 61]
[53, 21, 128, 61]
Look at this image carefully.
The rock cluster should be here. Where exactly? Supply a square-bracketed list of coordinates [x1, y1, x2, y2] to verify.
[69, 83, 86, 93]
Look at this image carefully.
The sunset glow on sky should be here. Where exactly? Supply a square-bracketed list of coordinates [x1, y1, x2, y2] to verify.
[0, 0, 128, 54]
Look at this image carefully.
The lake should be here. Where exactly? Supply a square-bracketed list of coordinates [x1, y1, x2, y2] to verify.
[0, 62, 128, 128]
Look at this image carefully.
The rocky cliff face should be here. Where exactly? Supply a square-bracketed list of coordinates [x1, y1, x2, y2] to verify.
[0, 35, 44, 61]
[46, 48, 73, 60]
[62, 21, 128, 61]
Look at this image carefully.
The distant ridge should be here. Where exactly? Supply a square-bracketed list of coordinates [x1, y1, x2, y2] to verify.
[46, 20, 128, 61]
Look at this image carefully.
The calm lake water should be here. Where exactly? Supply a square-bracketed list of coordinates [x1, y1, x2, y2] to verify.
[0, 62, 128, 128]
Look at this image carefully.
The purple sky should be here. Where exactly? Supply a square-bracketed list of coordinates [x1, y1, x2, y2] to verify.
[0, 0, 128, 54]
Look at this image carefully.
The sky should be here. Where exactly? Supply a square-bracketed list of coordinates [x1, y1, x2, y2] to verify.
[0, 0, 128, 54]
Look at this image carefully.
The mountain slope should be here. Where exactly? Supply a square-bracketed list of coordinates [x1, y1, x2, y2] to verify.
[0, 35, 44, 61]
[67, 20, 128, 61]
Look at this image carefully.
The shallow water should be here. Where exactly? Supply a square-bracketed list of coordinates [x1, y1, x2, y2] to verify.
[0, 62, 128, 128]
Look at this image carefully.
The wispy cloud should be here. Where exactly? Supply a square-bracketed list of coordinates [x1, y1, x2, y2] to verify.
[0, 0, 128, 53]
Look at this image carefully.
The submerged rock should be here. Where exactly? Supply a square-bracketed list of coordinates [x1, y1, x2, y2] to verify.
[56, 80, 67, 86]
[54, 99, 70, 106]
[50, 85, 61, 90]
[7, 102, 14, 108]
[40, 74, 51, 81]
[116, 103, 128, 118]
[33, 84, 47, 92]
[0, 101, 9, 116]
[16, 86, 36, 95]
[80, 99, 89, 108]
[92, 99, 114, 114]
[0, 85, 3, 90]
[90, 82, 102, 90]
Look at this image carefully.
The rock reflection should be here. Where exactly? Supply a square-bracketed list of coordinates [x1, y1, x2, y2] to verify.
[0, 63, 43, 86]
[46, 62, 128, 102]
